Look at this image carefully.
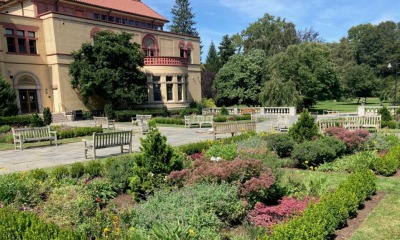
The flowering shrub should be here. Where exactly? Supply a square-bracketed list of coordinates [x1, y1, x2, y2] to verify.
[248, 197, 316, 228]
[324, 127, 370, 152]
[168, 158, 276, 205]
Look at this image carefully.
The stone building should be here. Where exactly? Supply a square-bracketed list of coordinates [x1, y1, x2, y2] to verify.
[0, 0, 201, 114]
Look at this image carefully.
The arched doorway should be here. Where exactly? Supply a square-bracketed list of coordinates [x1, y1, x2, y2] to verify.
[14, 73, 42, 114]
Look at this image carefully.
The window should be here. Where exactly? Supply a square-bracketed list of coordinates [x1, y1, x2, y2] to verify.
[108, 16, 114, 22]
[147, 23, 152, 29]
[122, 19, 127, 24]
[101, 15, 107, 21]
[167, 84, 173, 101]
[186, 49, 192, 63]
[178, 84, 183, 101]
[129, 20, 134, 26]
[116, 18, 121, 23]
[153, 76, 160, 82]
[180, 49, 185, 58]
[142, 35, 158, 57]
[135, 21, 140, 27]
[93, 13, 100, 19]
[166, 76, 172, 82]
[141, 22, 146, 28]
[153, 83, 161, 101]
[5, 28, 37, 54]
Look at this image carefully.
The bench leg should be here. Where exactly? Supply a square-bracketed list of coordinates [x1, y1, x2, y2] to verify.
[120, 145, 123, 153]
[93, 148, 96, 160]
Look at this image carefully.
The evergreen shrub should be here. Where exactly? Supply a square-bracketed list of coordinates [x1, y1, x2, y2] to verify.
[42, 107, 52, 126]
[288, 109, 319, 143]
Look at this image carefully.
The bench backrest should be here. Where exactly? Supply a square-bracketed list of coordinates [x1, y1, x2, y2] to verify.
[93, 117, 109, 124]
[12, 126, 51, 139]
[136, 115, 152, 121]
[93, 131, 132, 149]
[213, 121, 256, 134]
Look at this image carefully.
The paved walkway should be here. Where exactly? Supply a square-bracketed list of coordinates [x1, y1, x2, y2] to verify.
[0, 120, 274, 174]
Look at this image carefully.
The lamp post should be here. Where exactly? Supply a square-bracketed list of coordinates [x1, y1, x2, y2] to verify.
[388, 62, 398, 106]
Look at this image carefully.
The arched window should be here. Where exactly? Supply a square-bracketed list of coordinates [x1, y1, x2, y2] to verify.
[142, 34, 158, 57]
[177, 41, 194, 63]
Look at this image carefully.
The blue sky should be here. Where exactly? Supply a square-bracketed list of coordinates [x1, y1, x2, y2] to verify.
[145, 0, 400, 61]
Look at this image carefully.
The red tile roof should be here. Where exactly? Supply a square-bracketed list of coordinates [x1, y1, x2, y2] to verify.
[74, 0, 168, 22]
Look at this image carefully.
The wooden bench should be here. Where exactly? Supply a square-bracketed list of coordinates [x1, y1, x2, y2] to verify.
[271, 115, 291, 132]
[93, 117, 115, 129]
[12, 126, 57, 150]
[137, 119, 149, 135]
[212, 121, 256, 139]
[318, 116, 381, 133]
[184, 115, 214, 128]
[83, 131, 132, 159]
[131, 114, 152, 126]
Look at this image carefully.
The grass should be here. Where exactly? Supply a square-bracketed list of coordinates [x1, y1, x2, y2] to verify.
[310, 97, 384, 114]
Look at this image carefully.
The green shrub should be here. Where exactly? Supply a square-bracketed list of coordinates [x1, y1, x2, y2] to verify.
[0, 77, 18, 117]
[177, 139, 214, 155]
[319, 136, 347, 158]
[378, 106, 393, 123]
[292, 139, 336, 167]
[40, 185, 97, 229]
[205, 143, 238, 160]
[43, 107, 52, 126]
[29, 168, 49, 181]
[263, 134, 296, 158]
[382, 120, 397, 129]
[104, 156, 135, 193]
[84, 178, 116, 207]
[214, 115, 227, 122]
[70, 162, 85, 178]
[85, 160, 103, 179]
[0, 132, 13, 143]
[288, 109, 319, 143]
[220, 106, 229, 115]
[0, 115, 32, 127]
[51, 166, 70, 180]
[0, 207, 80, 239]
[54, 126, 103, 139]
[128, 182, 245, 239]
[153, 117, 185, 125]
[233, 114, 252, 121]
[130, 127, 184, 200]
[318, 151, 379, 173]
[237, 136, 270, 161]
[30, 113, 44, 127]
[0, 125, 11, 133]
[0, 173, 41, 206]
[372, 146, 400, 176]
[104, 103, 115, 119]
[264, 170, 376, 240]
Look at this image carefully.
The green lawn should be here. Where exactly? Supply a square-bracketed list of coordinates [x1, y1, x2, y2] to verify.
[310, 98, 384, 114]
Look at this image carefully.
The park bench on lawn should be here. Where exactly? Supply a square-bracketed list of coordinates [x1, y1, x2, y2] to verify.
[12, 126, 57, 150]
[318, 116, 381, 133]
[212, 121, 256, 140]
[184, 115, 213, 128]
[83, 130, 132, 159]
[93, 117, 115, 129]
[131, 114, 152, 126]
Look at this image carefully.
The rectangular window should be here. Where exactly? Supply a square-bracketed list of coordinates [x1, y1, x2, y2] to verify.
[153, 84, 161, 101]
[7, 37, 15, 52]
[167, 84, 173, 101]
[29, 40, 37, 54]
[135, 21, 140, 27]
[18, 38, 26, 53]
[147, 23, 152, 29]
[101, 15, 107, 21]
[180, 49, 185, 58]
[27, 31, 35, 38]
[129, 20, 134, 26]
[16, 30, 24, 37]
[94, 13, 100, 19]
[116, 18, 121, 23]
[153, 76, 160, 82]
[108, 16, 114, 22]
[153, 25, 158, 30]
[178, 84, 183, 101]
[166, 76, 173, 82]
[187, 50, 192, 63]
[122, 19, 127, 24]
[5, 28, 13, 35]
[177, 76, 182, 82]
[141, 22, 146, 28]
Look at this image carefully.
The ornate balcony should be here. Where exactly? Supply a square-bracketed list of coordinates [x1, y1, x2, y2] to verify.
[144, 57, 188, 67]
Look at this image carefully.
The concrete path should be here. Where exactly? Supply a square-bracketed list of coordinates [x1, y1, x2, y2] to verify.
[0, 120, 273, 174]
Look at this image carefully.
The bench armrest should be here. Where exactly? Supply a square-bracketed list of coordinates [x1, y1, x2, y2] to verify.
[49, 130, 57, 136]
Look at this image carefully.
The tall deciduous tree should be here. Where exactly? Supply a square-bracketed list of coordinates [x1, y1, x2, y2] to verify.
[343, 63, 378, 102]
[259, 75, 302, 107]
[169, 0, 198, 36]
[0, 77, 18, 116]
[213, 49, 267, 106]
[69, 31, 147, 107]
[242, 13, 299, 56]
[218, 35, 236, 67]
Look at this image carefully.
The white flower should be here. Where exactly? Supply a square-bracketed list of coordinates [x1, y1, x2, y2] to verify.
[148, 172, 154, 177]
[216, 157, 221, 161]
[211, 157, 216, 161]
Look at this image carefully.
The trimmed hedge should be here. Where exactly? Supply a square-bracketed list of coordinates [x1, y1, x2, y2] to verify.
[153, 117, 185, 125]
[264, 170, 376, 240]
[114, 108, 198, 121]
[0, 207, 81, 240]
[0, 115, 34, 127]
[51, 126, 103, 139]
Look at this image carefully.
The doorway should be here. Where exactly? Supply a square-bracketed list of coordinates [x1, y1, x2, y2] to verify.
[19, 89, 38, 113]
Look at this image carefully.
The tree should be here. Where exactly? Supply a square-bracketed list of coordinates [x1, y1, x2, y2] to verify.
[268, 43, 342, 106]
[241, 13, 299, 56]
[343, 63, 378, 102]
[218, 35, 236, 67]
[259, 75, 302, 107]
[204, 42, 220, 73]
[69, 31, 147, 107]
[169, 0, 198, 36]
[288, 109, 319, 143]
[213, 49, 267, 106]
[0, 77, 18, 116]
[201, 70, 216, 99]
[297, 27, 324, 43]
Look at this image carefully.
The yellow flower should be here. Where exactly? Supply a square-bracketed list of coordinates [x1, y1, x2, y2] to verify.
[115, 228, 120, 235]
[0, 167, 5, 171]
[309, 166, 314, 170]
[129, 227, 135, 232]
[189, 229, 195, 237]
[305, 160, 309, 164]
[112, 216, 119, 223]
[103, 226, 110, 234]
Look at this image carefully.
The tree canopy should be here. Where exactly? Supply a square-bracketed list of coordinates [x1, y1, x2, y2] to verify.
[218, 35, 236, 67]
[204, 42, 220, 73]
[69, 31, 147, 107]
[0, 77, 18, 116]
[169, 0, 198, 36]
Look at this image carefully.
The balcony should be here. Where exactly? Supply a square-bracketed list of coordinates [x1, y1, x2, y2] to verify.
[144, 57, 188, 67]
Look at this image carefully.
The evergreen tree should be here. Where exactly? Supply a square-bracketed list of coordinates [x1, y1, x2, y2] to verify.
[288, 109, 319, 143]
[218, 35, 236, 67]
[0, 77, 18, 116]
[204, 42, 220, 73]
[169, 0, 198, 37]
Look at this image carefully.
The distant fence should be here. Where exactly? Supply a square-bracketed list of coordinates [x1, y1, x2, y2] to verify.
[358, 106, 400, 116]
[202, 107, 296, 116]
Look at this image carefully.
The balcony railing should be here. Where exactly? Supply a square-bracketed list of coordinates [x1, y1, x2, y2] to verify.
[144, 57, 188, 67]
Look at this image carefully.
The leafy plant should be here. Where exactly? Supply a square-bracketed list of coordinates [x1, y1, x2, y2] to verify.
[0, 173, 41, 206]
[220, 106, 229, 115]
[324, 127, 370, 152]
[104, 156, 135, 194]
[205, 143, 238, 160]
[85, 160, 103, 179]
[51, 166, 70, 180]
[104, 103, 115, 119]
[0, 77, 18, 117]
[70, 162, 85, 179]
[43, 107, 52, 126]
[29, 168, 49, 181]
[288, 109, 319, 143]
[85, 178, 117, 207]
[30, 113, 44, 127]
[291, 139, 337, 167]
[263, 134, 296, 158]
[319, 151, 379, 173]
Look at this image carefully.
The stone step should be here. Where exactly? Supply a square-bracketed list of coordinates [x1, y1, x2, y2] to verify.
[51, 113, 70, 123]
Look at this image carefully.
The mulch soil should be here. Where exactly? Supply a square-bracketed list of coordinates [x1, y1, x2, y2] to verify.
[333, 191, 386, 239]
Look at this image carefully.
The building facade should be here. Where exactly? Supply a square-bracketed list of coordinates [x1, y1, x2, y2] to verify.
[0, 0, 201, 114]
